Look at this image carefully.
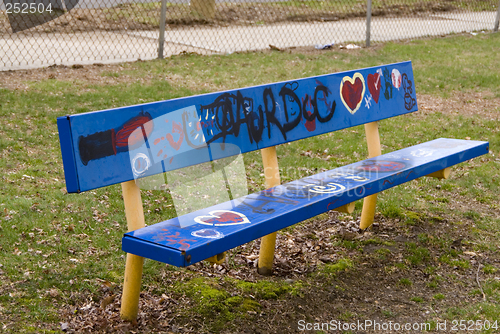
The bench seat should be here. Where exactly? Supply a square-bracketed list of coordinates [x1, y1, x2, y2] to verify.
[122, 138, 488, 267]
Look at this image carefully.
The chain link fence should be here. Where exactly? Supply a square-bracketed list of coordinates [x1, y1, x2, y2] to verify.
[1, 0, 499, 70]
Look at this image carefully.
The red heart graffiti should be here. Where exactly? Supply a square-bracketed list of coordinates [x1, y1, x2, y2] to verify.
[194, 210, 250, 226]
[341, 77, 364, 111]
[367, 73, 381, 103]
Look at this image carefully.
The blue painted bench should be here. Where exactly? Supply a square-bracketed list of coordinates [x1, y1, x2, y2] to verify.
[57, 61, 489, 320]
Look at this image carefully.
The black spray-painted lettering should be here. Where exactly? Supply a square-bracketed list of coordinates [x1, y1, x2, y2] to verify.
[383, 68, 393, 100]
[402, 73, 416, 110]
[199, 82, 336, 144]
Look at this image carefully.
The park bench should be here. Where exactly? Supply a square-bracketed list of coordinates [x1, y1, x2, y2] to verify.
[57, 60, 489, 321]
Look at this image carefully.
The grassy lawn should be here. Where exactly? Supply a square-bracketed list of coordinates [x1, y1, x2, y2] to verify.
[0, 32, 499, 333]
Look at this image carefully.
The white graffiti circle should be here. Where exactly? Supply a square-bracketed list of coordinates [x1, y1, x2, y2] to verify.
[191, 229, 224, 239]
[194, 210, 250, 227]
[392, 69, 402, 89]
[327, 172, 368, 182]
[383, 153, 402, 160]
[309, 182, 346, 194]
[131, 153, 151, 176]
[411, 149, 434, 158]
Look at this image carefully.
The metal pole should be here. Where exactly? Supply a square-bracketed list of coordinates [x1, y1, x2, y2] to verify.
[366, 0, 372, 47]
[120, 180, 146, 321]
[158, 0, 168, 59]
[359, 122, 381, 230]
[257, 146, 281, 276]
[494, 0, 500, 32]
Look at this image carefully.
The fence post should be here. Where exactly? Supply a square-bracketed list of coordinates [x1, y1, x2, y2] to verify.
[366, 0, 372, 47]
[158, 0, 168, 59]
[494, 0, 500, 32]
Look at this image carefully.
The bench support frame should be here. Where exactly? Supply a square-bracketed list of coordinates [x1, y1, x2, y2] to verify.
[360, 121, 382, 230]
[257, 146, 356, 275]
[336, 202, 355, 214]
[257, 146, 281, 276]
[206, 252, 226, 265]
[426, 167, 451, 180]
[120, 180, 146, 321]
[358, 122, 452, 230]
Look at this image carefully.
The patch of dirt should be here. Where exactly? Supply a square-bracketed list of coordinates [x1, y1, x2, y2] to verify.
[0, 61, 228, 97]
[418, 91, 500, 121]
[0, 63, 148, 91]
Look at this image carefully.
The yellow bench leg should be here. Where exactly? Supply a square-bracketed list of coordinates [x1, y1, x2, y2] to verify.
[257, 146, 281, 276]
[334, 202, 355, 214]
[206, 252, 226, 265]
[360, 122, 382, 230]
[120, 180, 146, 321]
[258, 232, 277, 275]
[360, 194, 378, 229]
[426, 167, 451, 180]
[121, 254, 144, 321]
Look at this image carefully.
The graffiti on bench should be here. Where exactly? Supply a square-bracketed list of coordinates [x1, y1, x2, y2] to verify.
[125, 138, 487, 257]
[60, 62, 416, 191]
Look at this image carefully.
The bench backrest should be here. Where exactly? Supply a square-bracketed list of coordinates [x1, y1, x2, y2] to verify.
[57, 61, 417, 193]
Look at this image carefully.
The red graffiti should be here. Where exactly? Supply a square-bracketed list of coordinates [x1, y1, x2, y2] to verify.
[165, 120, 184, 151]
[115, 115, 153, 147]
[383, 179, 394, 186]
[341, 77, 364, 111]
[367, 73, 381, 103]
[304, 111, 316, 132]
[301, 96, 316, 132]
[406, 170, 416, 179]
[326, 199, 340, 210]
[356, 160, 406, 173]
[204, 212, 244, 225]
[152, 229, 196, 251]
[201, 120, 215, 128]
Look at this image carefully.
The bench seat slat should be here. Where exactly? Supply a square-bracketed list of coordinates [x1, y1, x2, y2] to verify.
[122, 138, 488, 267]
